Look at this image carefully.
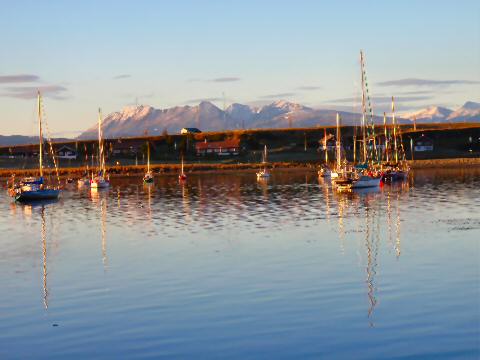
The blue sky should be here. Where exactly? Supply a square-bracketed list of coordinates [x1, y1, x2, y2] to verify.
[0, 0, 479, 136]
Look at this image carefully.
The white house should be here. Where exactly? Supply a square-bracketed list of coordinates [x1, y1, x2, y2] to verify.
[56, 145, 77, 159]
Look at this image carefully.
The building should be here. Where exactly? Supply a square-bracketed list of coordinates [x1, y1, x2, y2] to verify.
[55, 145, 77, 159]
[181, 127, 202, 135]
[196, 139, 241, 156]
[414, 135, 434, 152]
[112, 139, 144, 156]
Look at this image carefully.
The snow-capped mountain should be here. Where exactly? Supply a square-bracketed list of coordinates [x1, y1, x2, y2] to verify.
[77, 100, 390, 139]
[400, 106, 453, 122]
[447, 101, 480, 122]
[77, 100, 480, 139]
[400, 102, 480, 123]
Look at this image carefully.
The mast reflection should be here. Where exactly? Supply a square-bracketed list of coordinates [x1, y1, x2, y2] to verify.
[90, 188, 108, 270]
[41, 206, 48, 310]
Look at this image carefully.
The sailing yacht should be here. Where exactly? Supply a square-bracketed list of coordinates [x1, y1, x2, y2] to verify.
[143, 141, 154, 183]
[12, 92, 61, 202]
[382, 97, 410, 182]
[331, 113, 352, 189]
[348, 50, 382, 190]
[256, 145, 271, 179]
[90, 108, 110, 189]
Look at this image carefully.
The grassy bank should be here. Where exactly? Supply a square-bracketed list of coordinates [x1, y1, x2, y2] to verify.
[2, 157, 480, 179]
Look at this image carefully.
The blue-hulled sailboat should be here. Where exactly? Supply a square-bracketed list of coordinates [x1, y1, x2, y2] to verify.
[13, 92, 60, 202]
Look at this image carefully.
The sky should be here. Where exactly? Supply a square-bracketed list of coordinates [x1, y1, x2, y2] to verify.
[0, 0, 479, 136]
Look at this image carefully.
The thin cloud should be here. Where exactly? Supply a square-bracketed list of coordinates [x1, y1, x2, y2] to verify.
[378, 78, 480, 87]
[297, 86, 322, 91]
[260, 92, 297, 99]
[187, 77, 241, 83]
[113, 74, 131, 80]
[211, 77, 241, 83]
[327, 95, 433, 104]
[0, 74, 40, 83]
[1, 85, 69, 100]
[397, 90, 433, 95]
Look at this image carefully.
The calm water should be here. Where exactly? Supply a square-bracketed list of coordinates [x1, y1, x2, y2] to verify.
[0, 169, 479, 359]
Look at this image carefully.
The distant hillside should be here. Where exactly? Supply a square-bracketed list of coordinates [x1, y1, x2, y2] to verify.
[77, 100, 407, 140]
[0, 135, 71, 147]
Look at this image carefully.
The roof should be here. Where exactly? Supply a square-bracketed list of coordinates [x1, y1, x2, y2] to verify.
[196, 139, 240, 150]
[182, 127, 202, 132]
[55, 145, 76, 151]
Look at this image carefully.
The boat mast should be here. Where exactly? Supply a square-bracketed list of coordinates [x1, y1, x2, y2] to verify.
[392, 97, 398, 163]
[324, 128, 328, 163]
[384, 112, 389, 162]
[360, 51, 368, 164]
[336, 113, 341, 172]
[38, 91, 43, 177]
[147, 142, 150, 173]
[98, 108, 104, 174]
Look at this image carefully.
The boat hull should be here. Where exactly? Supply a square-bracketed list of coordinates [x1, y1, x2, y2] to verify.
[91, 180, 110, 188]
[352, 177, 381, 189]
[15, 189, 60, 202]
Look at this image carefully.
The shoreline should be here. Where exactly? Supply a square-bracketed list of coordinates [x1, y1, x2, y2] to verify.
[1, 157, 480, 178]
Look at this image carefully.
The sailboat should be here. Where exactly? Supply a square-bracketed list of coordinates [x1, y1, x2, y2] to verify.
[143, 141, 154, 183]
[90, 108, 110, 189]
[382, 96, 410, 182]
[12, 92, 61, 202]
[178, 155, 187, 181]
[349, 50, 382, 189]
[256, 145, 271, 179]
[318, 128, 332, 177]
[78, 144, 91, 186]
[331, 113, 351, 187]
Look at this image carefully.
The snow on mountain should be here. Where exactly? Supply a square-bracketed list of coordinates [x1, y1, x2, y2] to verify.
[401, 106, 453, 122]
[447, 101, 480, 122]
[77, 100, 479, 139]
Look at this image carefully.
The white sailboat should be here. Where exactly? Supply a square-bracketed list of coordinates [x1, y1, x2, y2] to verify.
[256, 145, 271, 179]
[143, 141, 154, 183]
[349, 50, 382, 190]
[90, 108, 110, 189]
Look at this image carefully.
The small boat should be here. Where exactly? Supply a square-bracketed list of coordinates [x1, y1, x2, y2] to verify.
[90, 108, 110, 189]
[91, 174, 110, 188]
[179, 156, 187, 181]
[15, 178, 60, 202]
[12, 92, 60, 203]
[143, 141, 154, 183]
[256, 145, 271, 179]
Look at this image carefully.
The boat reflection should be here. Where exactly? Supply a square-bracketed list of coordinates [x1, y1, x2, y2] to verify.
[328, 179, 408, 326]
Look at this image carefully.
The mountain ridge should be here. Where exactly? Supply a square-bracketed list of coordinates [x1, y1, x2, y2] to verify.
[77, 100, 480, 140]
